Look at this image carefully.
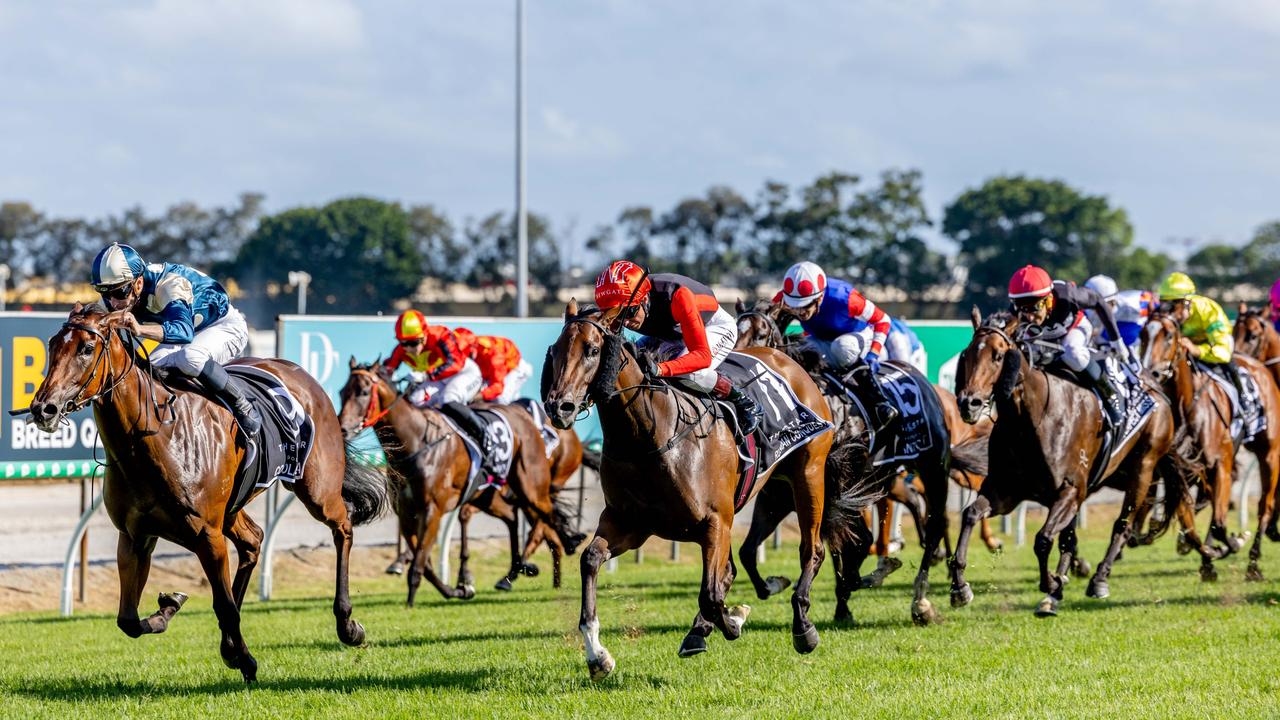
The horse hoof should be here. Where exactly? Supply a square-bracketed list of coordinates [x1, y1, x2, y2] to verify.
[588, 650, 616, 681]
[833, 608, 855, 626]
[792, 623, 819, 654]
[384, 562, 404, 575]
[521, 563, 540, 577]
[950, 583, 974, 608]
[726, 604, 751, 637]
[565, 533, 587, 556]
[678, 633, 708, 658]
[1072, 559, 1092, 578]
[1034, 596, 1059, 617]
[494, 577, 514, 592]
[158, 592, 188, 612]
[986, 541, 1004, 554]
[1176, 532, 1193, 556]
[1200, 566, 1218, 583]
[458, 585, 476, 600]
[1266, 526, 1280, 543]
[341, 619, 366, 647]
[759, 576, 791, 599]
[1246, 565, 1265, 583]
[1086, 579, 1109, 600]
[912, 598, 940, 626]
[239, 654, 258, 684]
[1229, 534, 1249, 553]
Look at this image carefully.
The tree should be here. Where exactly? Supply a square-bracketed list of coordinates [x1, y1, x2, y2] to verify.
[846, 169, 945, 289]
[943, 175, 1155, 309]
[227, 197, 422, 322]
[0, 202, 44, 281]
[464, 211, 562, 308]
[407, 204, 468, 279]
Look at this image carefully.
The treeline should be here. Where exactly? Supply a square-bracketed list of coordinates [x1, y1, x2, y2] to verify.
[2, 171, 1275, 325]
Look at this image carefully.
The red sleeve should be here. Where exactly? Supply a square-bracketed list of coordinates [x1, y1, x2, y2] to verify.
[428, 330, 465, 379]
[771, 290, 783, 304]
[481, 376, 503, 401]
[384, 345, 406, 372]
[658, 287, 714, 377]
[847, 290, 890, 356]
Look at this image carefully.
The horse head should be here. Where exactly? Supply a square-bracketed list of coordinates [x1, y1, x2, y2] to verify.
[955, 308, 1022, 424]
[1140, 310, 1184, 385]
[337, 357, 398, 440]
[543, 299, 628, 429]
[1233, 304, 1273, 362]
[734, 298, 787, 351]
[30, 302, 137, 432]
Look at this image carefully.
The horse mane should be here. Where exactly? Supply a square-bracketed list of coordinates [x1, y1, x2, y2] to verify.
[983, 310, 1017, 332]
[587, 330, 625, 403]
[994, 343, 1023, 403]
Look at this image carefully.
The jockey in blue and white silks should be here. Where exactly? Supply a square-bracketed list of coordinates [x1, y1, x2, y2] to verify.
[90, 242, 260, 435]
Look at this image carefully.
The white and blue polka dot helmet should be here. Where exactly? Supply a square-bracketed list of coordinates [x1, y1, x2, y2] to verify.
[90, 243, 146, 291]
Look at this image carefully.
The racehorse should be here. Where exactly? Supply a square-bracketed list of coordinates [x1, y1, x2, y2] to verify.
[337, 361, 581, 605]
[544, 300, 857, 680]
[1233, 305, 1280, 543]
[1143, 309, 1280, 581]
[733, 298, 976, 625]
[26, 303, 387, 682]
[952, 307, 1182, 615]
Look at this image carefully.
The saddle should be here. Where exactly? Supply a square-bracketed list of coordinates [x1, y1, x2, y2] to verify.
[221, 366, 315, 515]
[438, 408, 516, 500]
[827, 363, 938, 467]
[1194, 360, 1265, 444]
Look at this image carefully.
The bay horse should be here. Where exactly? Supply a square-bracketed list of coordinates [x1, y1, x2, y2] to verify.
[951, 307, 1180, 615]
[544, 300, 857, 680]
[1143, 309, 1280, 581]
[1233, 305, 1280, 543]
[27, 303, 387, 682]
[336, 361, 581, 605]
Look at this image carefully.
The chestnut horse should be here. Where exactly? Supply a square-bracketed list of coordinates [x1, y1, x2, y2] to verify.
[337, 361, 580, 604]
[1143, 310, 1280, 581]
[544, 301, 856, 680]
[27, 304, 387, 682]
[952, 307, 1180, 615]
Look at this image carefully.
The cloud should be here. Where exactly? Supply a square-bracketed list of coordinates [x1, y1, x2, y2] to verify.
[537, 106, 624, 158]
[114, 0, 366, 56]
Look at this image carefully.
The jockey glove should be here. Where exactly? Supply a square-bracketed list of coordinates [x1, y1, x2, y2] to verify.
[864, 352, 882, 375]
[637, 351, 663, 380]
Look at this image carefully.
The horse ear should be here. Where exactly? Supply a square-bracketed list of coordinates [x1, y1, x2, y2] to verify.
[735, 298, 747, 314]
[566, 298, 579, 321]
[970, 306, 982, 330]
[71, 301, 83, 317]
[1239, 302, 1248, 317]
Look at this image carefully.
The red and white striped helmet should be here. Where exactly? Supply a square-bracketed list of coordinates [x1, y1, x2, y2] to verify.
[1008, 265, 1053, 299]
[781, 261, 827, 308]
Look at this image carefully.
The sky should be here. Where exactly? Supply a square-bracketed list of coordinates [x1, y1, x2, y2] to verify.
[2, 0, 1278, 262]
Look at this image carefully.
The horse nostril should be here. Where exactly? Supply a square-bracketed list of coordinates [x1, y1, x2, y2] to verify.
[964, 397, 983, 411]
[558, 401, 576, 416]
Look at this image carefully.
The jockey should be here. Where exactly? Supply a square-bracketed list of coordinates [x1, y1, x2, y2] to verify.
[89, 242, 260, 435]
[777, 261, 898, 431]
[1269, 279, 1280, 333]
[383, 310, 490, 450]
[1008, 265, 1127, 425]
[1156, 272, 1247, 399]
[453, 328, 533, 404]
[1084, 274, 1154, 351]
[594, 260, 763, 435]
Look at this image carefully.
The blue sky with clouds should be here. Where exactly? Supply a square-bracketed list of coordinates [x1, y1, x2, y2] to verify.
[2, 0, 1277, 260]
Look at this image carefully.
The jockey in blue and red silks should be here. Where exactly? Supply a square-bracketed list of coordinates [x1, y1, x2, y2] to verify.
[775, 261, 899, 431]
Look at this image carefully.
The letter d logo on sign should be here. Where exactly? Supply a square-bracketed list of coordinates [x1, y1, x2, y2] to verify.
[299, 332, 339, 383]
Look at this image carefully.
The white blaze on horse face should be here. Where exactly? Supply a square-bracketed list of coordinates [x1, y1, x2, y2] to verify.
[61, 330, 73, 346]
[580, 617, 606, 665]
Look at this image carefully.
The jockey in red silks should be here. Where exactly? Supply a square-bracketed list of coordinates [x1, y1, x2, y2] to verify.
[453, 328, 533, 404]
[1008, 265, 1127, 425]
[594, 260, 763, 434]
[775, 261, 898, 431]
[383, 309, 491, 451]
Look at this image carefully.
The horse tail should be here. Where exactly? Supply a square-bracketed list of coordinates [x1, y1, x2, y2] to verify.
[820, 441, 884, 552]
[949, 434, 990, 478]
[342, 441, 390, 526]
[1140, 425, 1203, 543]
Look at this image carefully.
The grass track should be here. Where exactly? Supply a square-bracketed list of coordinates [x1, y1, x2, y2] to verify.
[2, 525, 1279, 719]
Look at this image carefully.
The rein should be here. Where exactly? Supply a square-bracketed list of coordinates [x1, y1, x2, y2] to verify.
[60, 321, 178, 426]
[353, 368, 404, 428]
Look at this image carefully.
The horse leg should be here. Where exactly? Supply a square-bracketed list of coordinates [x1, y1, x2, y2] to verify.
[493, 505, 521, 591]
[1033, 488, 1080, 617]
[580, 510, 646, 681]
[407, 504, 471, 603]
[193, 530, 257, 682]
[387, 506, 417, 575]
[949, 493, 994, 607]
[115, 533, 186, 637]
[910, 466, 949, 626]
[1247, 448, 1279, 581]
[226, 512, 264, 609]
[681, 518, 746, 658]
[1053, 526, 1079, 584]
[533, 520, 565, 589]
[1208, 461, 1242, 557]
[832, 513, 873, 626]
[508, 440, 581, 554]
[979, 516, 1003, 553]
[790, 464, 826, 655]
[455, 504, 476, 593]
[1086, 475, 1149, 600]
[518, 514, 546, 579]
[738, 480, 793, 600]
[862, 495, 904, 588]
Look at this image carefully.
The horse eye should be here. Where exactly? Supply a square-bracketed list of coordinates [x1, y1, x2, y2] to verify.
[79, 342, 95, 356]
[585, 344, 599, 358]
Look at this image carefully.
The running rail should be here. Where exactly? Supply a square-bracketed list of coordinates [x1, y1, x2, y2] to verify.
[60, 491, 104, 616]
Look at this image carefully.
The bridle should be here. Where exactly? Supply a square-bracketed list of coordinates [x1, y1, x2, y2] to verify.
[350, 368, 404, 429]
[58, 320, 175, 424]
[737, 309, 783, 348]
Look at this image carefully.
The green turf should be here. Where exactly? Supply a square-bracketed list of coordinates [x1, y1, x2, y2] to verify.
[2, 525, 1279, 719]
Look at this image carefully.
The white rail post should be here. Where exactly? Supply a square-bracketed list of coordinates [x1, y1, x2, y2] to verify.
[1016, 502, 1028, 547]
[60, 490, 105, 616]
[258, 492, 296, 601]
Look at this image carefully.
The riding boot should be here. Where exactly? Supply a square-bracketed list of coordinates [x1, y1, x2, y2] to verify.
[845, 363, 899, 432]
[1086, 359, 1124, 427]
[1225, 362, 1253, 424]
[198, 359, 262, 436]
[712, 373, 763, 436]
[441, 401, 492, 458]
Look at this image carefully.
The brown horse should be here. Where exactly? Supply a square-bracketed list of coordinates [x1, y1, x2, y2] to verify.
[1143, 310, 1280, 581]
[27, 303, 387, 682]
[336, 361, 579, 605]
[544, 300, 851, 680]
[1233, 305, 1280, 542]
[951, 307, 1179, 615]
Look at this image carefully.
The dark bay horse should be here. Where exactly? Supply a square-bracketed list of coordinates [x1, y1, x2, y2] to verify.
[1143, 310, 1280, 581]
[337, 362, 580, 604]
[952, 307, 1180, 615]
[733, 299, 974, 625]
[544, 300, 853, 680]
[27, 304, 387, 682]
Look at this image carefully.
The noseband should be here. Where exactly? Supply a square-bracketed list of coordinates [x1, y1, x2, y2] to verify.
[737, 310, 783, 348]
[57, 321, 136, 414]
[350, 368, 403, 429]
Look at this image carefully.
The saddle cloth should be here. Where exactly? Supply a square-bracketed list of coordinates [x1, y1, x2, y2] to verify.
[439, 408, 516, 502]
[512, 397, 561, 458]
[827, 362, 938, 467]
[1085, 358, 1157, 489]
[1195, 360, 1265, 443]
[224, 365, 316, 515]
[715, 352, 832, 511]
